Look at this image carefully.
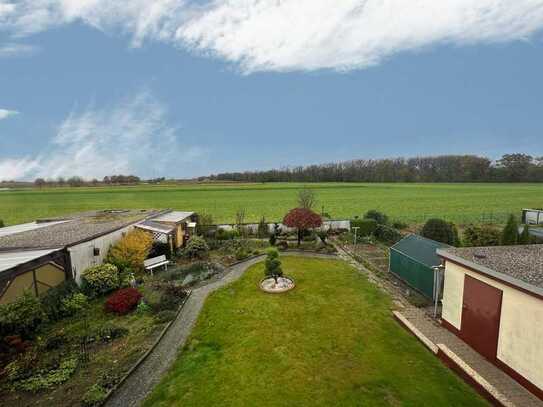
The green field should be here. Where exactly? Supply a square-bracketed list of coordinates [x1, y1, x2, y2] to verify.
[145, 257, 487, 406]
[1, 182, 541, 226]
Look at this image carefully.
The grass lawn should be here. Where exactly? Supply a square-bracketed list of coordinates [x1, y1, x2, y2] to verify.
[1, 182, 542, 225]
[144, 257, 488, 407]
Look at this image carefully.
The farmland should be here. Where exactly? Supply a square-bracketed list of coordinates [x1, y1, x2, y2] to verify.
[1, 182, 542, 226]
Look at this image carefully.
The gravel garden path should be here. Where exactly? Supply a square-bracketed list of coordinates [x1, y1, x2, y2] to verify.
[105, 251, 336, 407]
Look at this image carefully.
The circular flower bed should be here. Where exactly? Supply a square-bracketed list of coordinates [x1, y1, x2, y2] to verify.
[259, 276, 295, 294]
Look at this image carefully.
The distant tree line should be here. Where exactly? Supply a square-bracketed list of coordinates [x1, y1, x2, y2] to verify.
[33, 174, 141, 188]
[203, 154, 543, 183]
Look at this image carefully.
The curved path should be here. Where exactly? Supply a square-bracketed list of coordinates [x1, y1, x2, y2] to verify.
[105, 252, 336, 407]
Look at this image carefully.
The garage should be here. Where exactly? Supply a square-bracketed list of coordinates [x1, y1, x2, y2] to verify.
[438, 244, 543, 400]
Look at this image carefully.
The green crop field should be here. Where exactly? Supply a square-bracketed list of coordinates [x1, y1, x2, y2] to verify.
[1, 182, 541, 226]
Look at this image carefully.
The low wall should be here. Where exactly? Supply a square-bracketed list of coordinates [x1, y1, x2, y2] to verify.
[210, 219, 350, 234]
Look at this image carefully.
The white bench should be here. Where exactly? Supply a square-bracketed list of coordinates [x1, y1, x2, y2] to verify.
[144, 255, 170, 274]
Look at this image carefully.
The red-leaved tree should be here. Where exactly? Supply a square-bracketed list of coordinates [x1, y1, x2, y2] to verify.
[283, 208, 323, 246]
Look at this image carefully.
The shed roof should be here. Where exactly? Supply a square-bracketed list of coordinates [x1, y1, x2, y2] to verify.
[152, 211, 194, 223]
[0, 210, 159, 250]
[135, 220, 175, 234]
[0, 220, 70, 238]
[391, 234, 449, 268]
[438, 245, 543, 293]
[0, 248, 62, 273]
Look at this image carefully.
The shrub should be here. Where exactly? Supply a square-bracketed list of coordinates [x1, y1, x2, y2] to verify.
[264, 248, 283, 283]
[97, 324, 129, 342]
[196, 212, 214, 236]
[11, 356, 78, 392]
[105, 288, 142, 315]
[179, 236, 209, 259]
[82, 384, 107, 407]
[40, 279, 80, 321]
[44, 331, 67, 350]
[0, 219, 4, 228]
[235, 247, 249, 260]
[450, 222, 461, 247]
[154, 310, 177, 323]
[136, 300, 151, 314]
[501, 214, 519, 245]
[351, 218, 378, 236]
[374, 225, 402, 244]
[519, 224, 532, 244]
[81, 263, 120, 297]
[283, 207, 322, 246]
[106, 229, 153, 273]
[0, 291, 45, 338]
[257, 217, 269, 238]
[363, 210, 389, 225]
[317, 230, 328, 243]
[421, 219, 456, 245]
[392, 220, 408, 230]
[463, 224, 501, 247]
[60, 292, 88, 317]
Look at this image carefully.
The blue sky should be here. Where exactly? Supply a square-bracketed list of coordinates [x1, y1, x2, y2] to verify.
[1, 1, 543, 180]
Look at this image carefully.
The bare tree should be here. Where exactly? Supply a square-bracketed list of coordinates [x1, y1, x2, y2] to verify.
[297, 187, 317, 210]
[235, 208, 247, 237]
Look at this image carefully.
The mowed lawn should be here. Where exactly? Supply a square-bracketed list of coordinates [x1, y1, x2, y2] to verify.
[1, 182, 542, 225]
[144, 257, 488, 407]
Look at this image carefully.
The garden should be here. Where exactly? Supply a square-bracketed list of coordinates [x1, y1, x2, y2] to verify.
[144, 256, 488, 406]
[0, 230, 196, 407]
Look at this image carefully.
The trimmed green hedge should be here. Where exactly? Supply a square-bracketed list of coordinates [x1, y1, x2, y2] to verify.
[351, 218, 378, 236]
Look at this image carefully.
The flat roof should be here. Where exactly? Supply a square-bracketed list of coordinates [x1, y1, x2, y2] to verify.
[438, 245, 543, 296]
[152, 211, 194, 223]
[0, 248, 62, 273]
[0, 210, 159, 250]
[0, 220, 70, 238]
[135, 220, 175, 234]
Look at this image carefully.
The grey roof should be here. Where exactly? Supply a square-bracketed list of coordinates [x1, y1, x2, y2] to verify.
[135, 220, 175, 234]
[152, 211, 194, 223]
[0, 220, 70, 238]
[0, 210, 159, 250]
[391, 234, 449, 268]
[438, 245, 543, 292]
[0, 248, 62, 273]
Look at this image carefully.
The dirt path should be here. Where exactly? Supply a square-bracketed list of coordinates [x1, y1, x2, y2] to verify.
[105, 252, 336, 407]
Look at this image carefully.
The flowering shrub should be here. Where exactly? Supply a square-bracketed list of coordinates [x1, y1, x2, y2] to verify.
[105, 288, 142, 315]
[82, 263, 119, 296]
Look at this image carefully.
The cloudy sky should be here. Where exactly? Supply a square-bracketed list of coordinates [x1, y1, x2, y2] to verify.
[1, 0, 543, 180]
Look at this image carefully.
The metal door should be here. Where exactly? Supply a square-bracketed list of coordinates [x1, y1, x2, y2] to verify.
[461, 275, 503, 361]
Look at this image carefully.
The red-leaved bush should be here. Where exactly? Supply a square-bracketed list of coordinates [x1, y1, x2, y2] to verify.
[283, 208, 323, 245]
[105, 288, 142, 315]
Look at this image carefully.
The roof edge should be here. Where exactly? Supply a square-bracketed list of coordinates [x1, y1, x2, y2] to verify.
[437, 248, 543, 298]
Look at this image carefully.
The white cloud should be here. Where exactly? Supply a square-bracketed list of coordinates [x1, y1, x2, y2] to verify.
[1, 1, 543, 72]
[0, 43, 38, 57]
[0, 109, 19, 120]
[0, 90, 206, 181]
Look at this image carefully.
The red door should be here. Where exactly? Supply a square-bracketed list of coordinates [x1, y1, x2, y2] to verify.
[460, 275, 503, 361]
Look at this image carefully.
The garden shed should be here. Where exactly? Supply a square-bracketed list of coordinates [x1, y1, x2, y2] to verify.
[438, 245, 543, 400]
[389, 234, 448, 299]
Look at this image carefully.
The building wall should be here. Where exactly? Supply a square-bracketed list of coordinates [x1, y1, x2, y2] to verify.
[442, 261, 543, 392]
[68, 224, 135, 283]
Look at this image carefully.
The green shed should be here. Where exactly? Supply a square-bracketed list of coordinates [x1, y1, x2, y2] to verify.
[389, 234, 448, 299]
